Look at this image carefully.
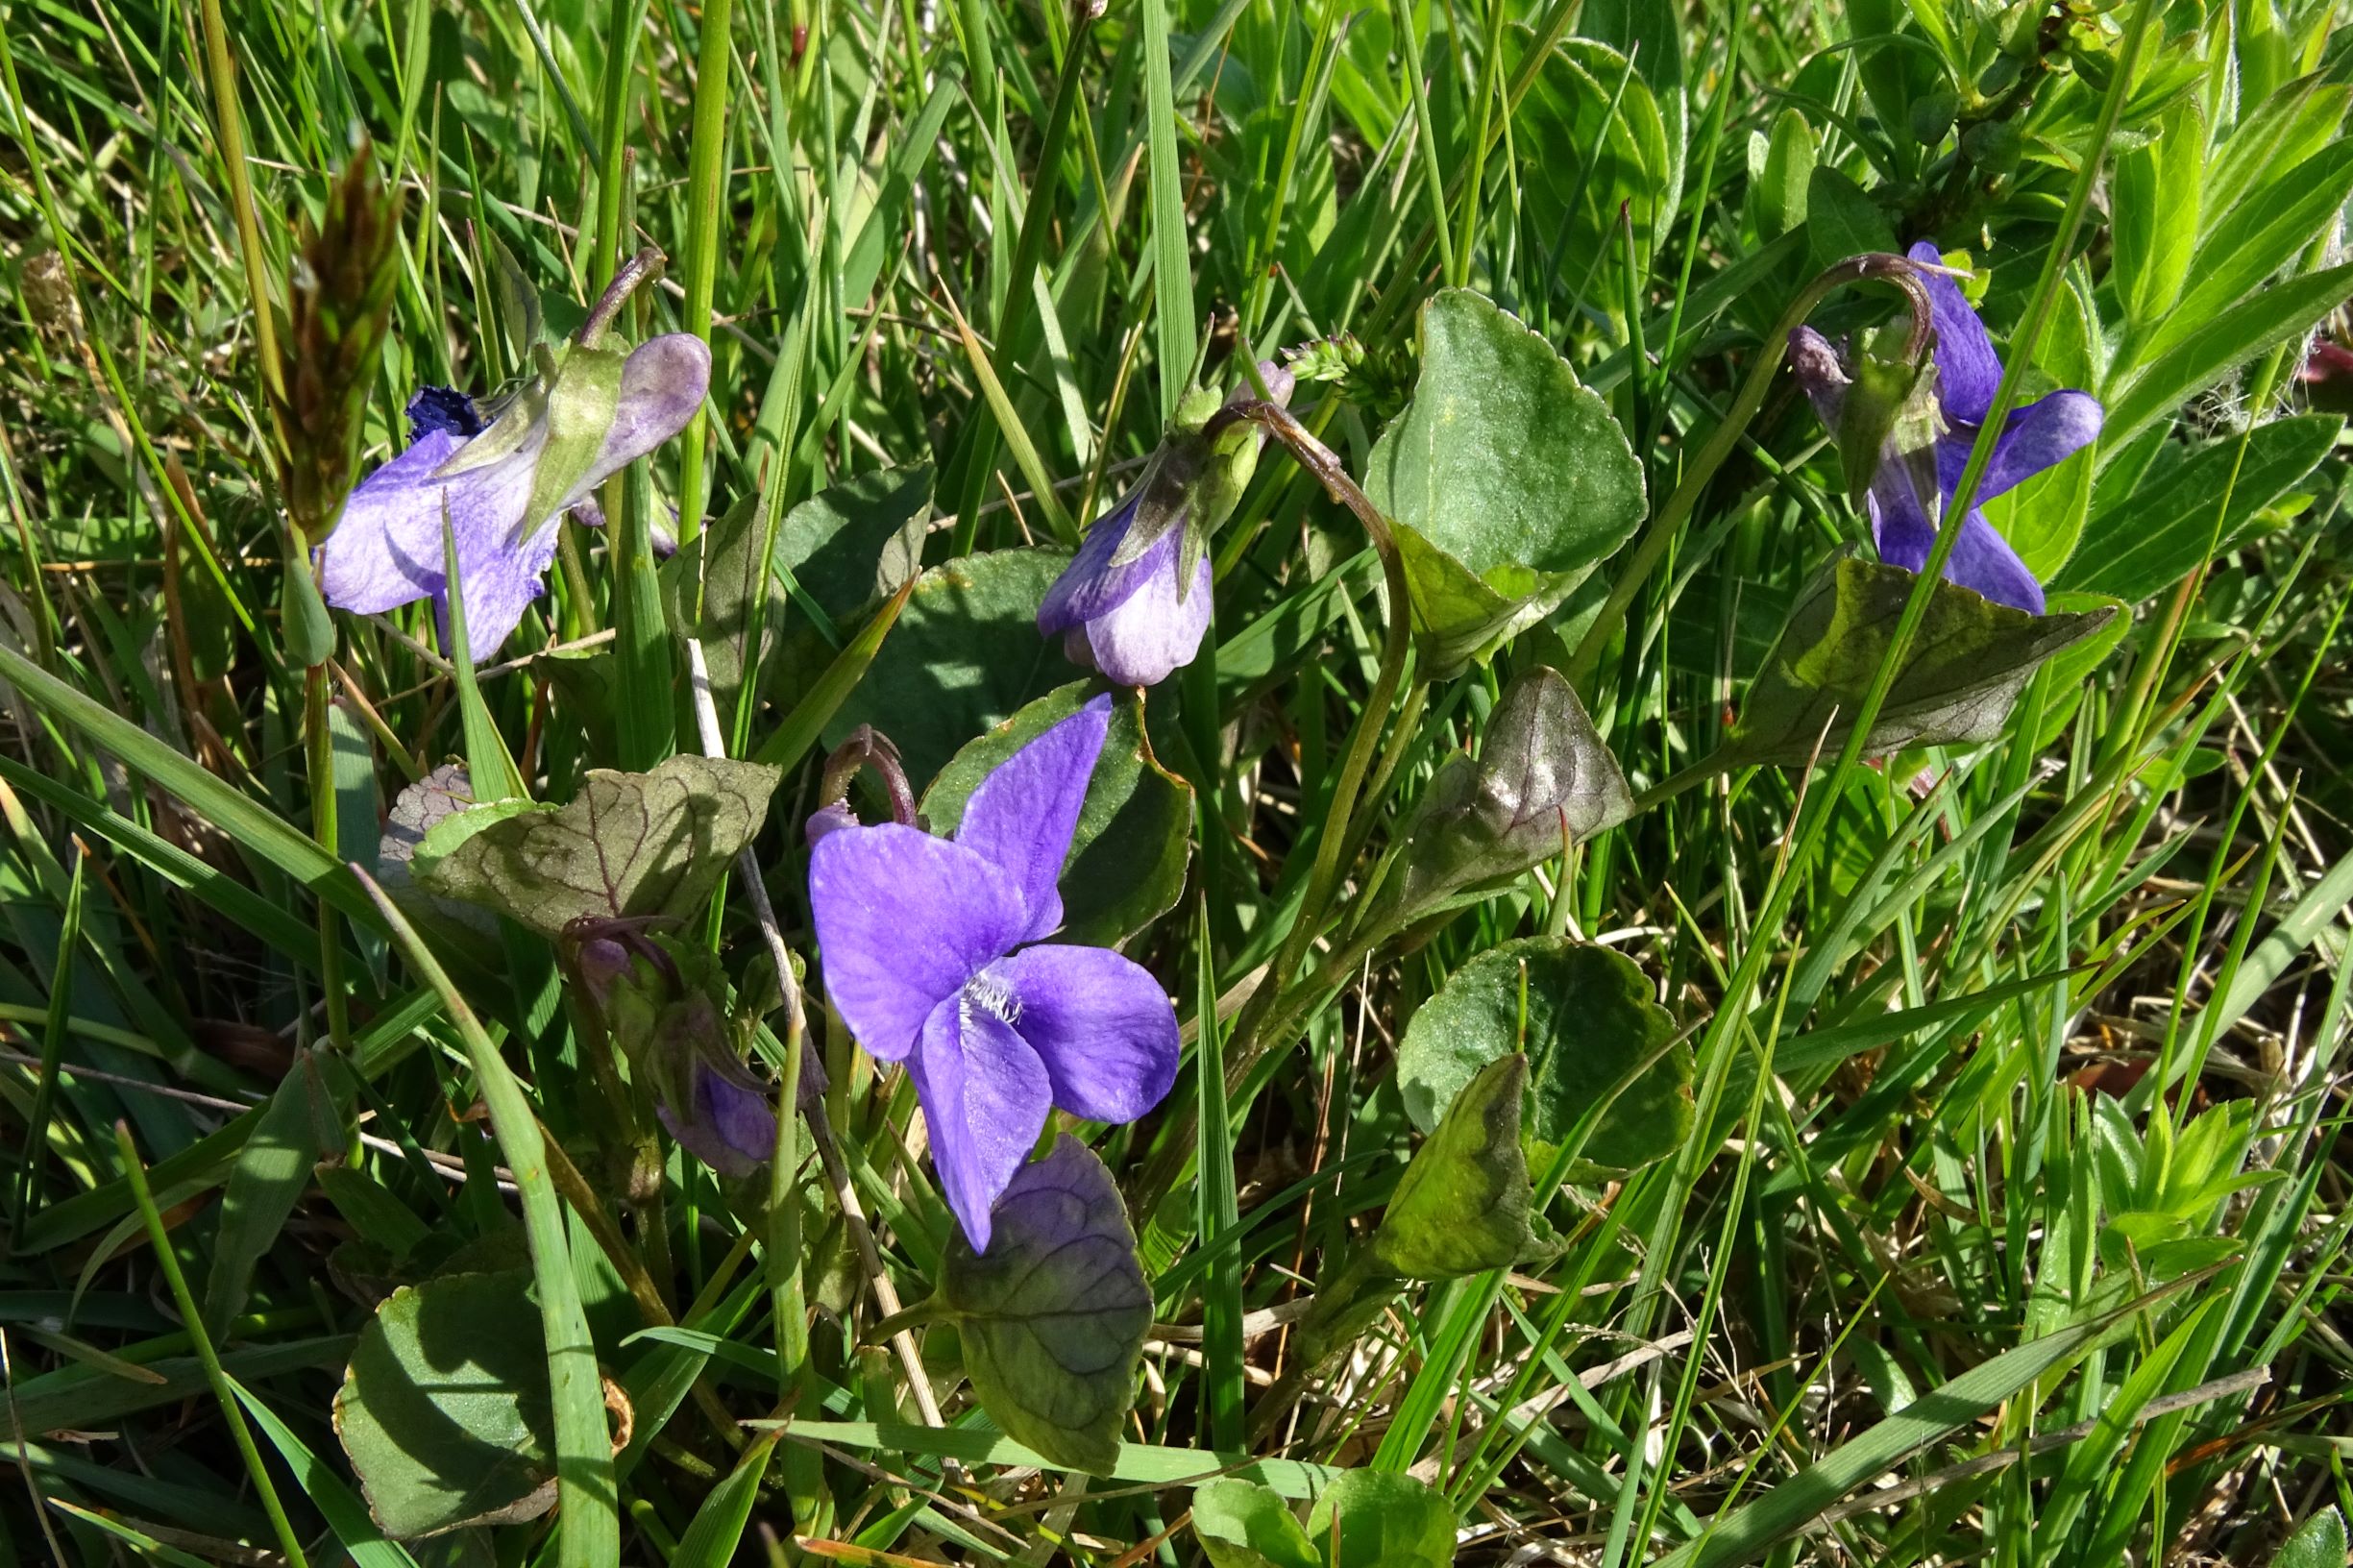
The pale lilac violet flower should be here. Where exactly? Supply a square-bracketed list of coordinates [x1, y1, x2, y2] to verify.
[807, 695, 1180, 1251]
[1037, 362, 1296, 687]
[1788, 242, 2102, 614]
[316, 333, 708, 659]
[1035, 485, 1216, 687]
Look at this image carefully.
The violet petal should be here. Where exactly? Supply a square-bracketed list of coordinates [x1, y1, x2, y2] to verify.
[1037, 490, 1154, 633]
[807, 823, 1026, 1063]
[406, 386, 483, 441]
[1909, 241, 2003, 427]
[955, 694, 1114, 943]
[1966, 389, 2104, 504]
[1942, 509, 2047, 614]
[566, 333, 712, 508]
[986, 944, 1179, 1124]
[1074, 548, 1214, 688]
[912, 997, 1053, 1253]
[318, 426, 540, 626]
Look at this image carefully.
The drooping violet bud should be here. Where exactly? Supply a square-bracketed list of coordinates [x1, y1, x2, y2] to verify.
[656, 1019, 780, 1180]
[572, 935, 635, 1012]
[560, 916, 679, 1050]
[1036, 361, 1294, 688]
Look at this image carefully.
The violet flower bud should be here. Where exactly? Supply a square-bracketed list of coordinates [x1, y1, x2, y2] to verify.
[1035, 361, 1295, 688]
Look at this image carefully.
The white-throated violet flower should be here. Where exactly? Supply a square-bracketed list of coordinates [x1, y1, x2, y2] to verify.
[806, 694, 1180, 1250]
[316, 251, 709, 660]
[1036, 362, 1295, 686]
[1789, 241, 2102, 614]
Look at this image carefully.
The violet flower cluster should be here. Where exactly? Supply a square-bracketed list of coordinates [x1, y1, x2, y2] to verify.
[1790, 242, 2103, 614]
[807, 695, 1180, 1251]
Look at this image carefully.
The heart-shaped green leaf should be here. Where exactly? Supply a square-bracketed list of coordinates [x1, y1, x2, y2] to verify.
[1398, 938, 1690, 1176]
[1365, 289, 1646, 676]
[1719, 554, 2117, 767]
[922, 680, 1192, 945]
[773, 463, 935, 620]
[939, 1136, 1151, 1475]
[416, 753, 780, 938]
[333, 1270, 557, 1539]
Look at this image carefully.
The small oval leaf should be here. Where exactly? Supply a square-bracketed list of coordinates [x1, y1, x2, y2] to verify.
[333, 1270, 556, 1539]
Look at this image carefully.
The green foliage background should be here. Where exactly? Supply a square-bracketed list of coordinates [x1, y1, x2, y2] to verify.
[1, 0, 2351, 1562]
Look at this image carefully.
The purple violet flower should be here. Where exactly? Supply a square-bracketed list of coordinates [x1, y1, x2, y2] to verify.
[807, 694, 1180, 1251]
[315, 334, 708, 659]
[1788, 242, 2103, 614]
[1037, 362, 1296, 687]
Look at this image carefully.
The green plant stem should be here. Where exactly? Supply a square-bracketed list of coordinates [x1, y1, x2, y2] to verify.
[1564, 251, 1935, 688]
[1214, 401, 1411, 1078]
[1449, 0, 1507, 288]
[674, 0, 735, 550]
[113, 1122, 310, 1568]
[1128, 401, 1411, 1215]
[1335, 679, 1429, 875]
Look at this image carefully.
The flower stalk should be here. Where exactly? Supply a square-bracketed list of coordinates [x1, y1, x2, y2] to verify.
[1130, 397, 1417, 1211]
